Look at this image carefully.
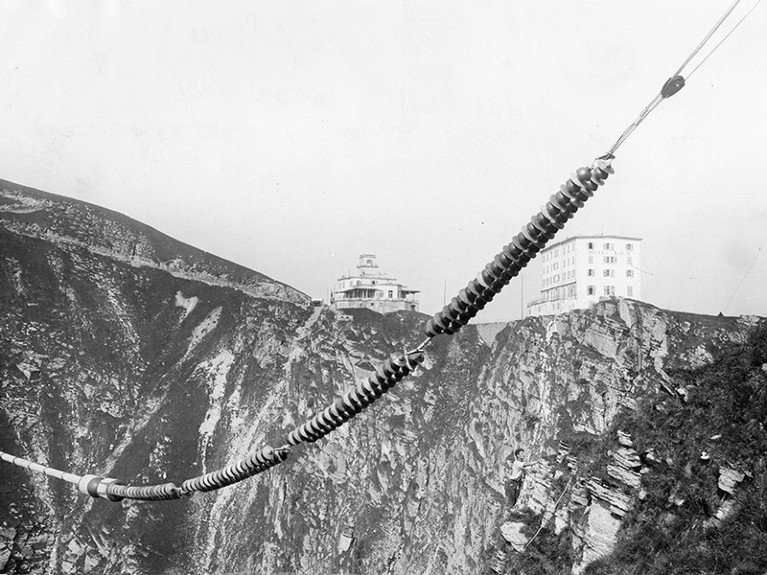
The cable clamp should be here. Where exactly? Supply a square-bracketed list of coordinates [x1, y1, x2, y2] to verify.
[661, 75, 686, 99]
[406, 336, 432, 355]
[403, 350, 416, 371]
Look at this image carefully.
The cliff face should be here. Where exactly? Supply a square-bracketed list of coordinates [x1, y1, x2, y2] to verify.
[0, 179, 761, 574]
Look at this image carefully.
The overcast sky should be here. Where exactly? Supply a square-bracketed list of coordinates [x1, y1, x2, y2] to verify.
[2, 1, 766, 322]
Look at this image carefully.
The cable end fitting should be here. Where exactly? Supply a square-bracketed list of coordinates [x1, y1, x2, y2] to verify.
[661, 75, 685, 99]
[77, 474, 126, 502]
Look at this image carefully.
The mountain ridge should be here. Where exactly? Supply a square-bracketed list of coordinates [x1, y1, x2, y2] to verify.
[0, 178, 308, 305]
[1, 177, 765, 574]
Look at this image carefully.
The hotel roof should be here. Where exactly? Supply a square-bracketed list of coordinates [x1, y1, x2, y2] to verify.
[541, 234, 643, 253]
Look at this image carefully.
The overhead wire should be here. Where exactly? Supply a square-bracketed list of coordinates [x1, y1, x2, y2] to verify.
[628, 262, 658, 277]
[685, 0, 763, 80]
[605, 95, 664, 158]
[672, 0, 743, 78]
[606, 0, 760, 157]
[723, 239, 766, 314]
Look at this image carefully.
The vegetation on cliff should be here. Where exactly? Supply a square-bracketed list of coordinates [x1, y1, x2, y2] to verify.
[502, 321, 767, 575]
[586, 321, 767, 575]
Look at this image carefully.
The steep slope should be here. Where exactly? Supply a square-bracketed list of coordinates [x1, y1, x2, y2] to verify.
[583, 322, 767, 575]
[0, 179, 306, 304]
[1, 180, 763, 574]
[495, 322, 767, 575]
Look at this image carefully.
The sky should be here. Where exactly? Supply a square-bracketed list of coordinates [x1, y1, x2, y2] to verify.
[2, 1, 766, 323]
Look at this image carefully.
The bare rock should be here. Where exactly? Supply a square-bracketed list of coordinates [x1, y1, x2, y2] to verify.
[718, 467, 746, 495]
[586, 478, 633, 518]
[500, 522, 529, 553]
[616, 430, 634, 447]
[574, 500, 624, 575]
[607, 464, 642, 490]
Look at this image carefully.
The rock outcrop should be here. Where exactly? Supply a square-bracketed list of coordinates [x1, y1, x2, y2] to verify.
[1, 179, 762, 574]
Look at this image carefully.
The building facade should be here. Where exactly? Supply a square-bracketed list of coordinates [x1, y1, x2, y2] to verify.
[527, 235, 642, 317]
[331, 254, 419, 314]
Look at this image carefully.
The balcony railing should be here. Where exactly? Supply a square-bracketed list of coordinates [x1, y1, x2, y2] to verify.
[526, 294, 578, 308]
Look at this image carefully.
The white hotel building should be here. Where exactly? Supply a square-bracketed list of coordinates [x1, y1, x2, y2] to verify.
[526, 235, 642, 317]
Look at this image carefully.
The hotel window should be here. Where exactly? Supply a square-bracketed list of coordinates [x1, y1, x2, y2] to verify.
[604, 285, 615, 296]
[603, 256, 616, 264]
[388, 290, 393, 298]
[627, 286, 634, 297]
[604, 242, 613, 250]
[603, 269, 614, 277]
[626, 243, 633, 251]
[588, 242, 594, 249]
[588, 256, 594, 264]
[587, 285, 595, 295]
[626, 270, 634, 278]
[587, 269, 595, 276]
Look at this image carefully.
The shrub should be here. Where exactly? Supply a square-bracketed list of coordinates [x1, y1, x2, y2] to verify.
[581, 321, 767, 574]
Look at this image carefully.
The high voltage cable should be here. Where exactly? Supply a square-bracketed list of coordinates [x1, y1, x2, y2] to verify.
[685, 0, 763, 80]
[672, 0, 743, 78]
[606, 0, 760, 157]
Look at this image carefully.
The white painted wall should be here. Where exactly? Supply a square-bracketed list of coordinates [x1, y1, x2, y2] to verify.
[529, 236, 642, 316]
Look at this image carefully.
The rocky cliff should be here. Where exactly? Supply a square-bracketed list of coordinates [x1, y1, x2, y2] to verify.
[1, 179, 763, 574]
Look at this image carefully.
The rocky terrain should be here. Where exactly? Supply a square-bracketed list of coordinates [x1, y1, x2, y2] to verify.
[1, 179, 764, 574]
